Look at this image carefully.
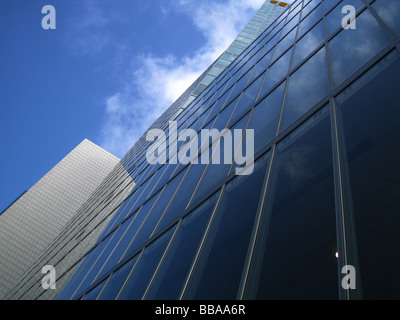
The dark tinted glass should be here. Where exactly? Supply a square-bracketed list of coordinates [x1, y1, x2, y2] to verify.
[273, 27, 297, 61]
[118, 227, 175, 300]
[280, 47, 329, 132]
[259, 47, 292, 98]
[336, 53, 400, 299]
[372, 0, 400, 36]
[57, 250, 96, 300]
[98, 255, 139, 300]
[190, 115, 250, 205]
[211, 103, 233, 130]
[245, 107, 338, 300]
[293, 20, 325, 69]
[231, 75, 263, 118]
[325, 0, 364, 37]
[94, 218, 133, 280]
[302, 0, 321, 19]
[118, 190, 162, 260]
[144, 192, 219, 300]
[226, 72, 250, 106]
[247, 81, 286, 154]
[124, 169, 186, 257]
[87, 223, 131, 285]
[248, 49, 273, 84]
[329, 9, 390, 88]
[73, 234, 113, 297]
[298, 4, 322, 38]
[183, 153, 269, 300]
[82, 279, 107, 300]
[322, 0, 340, 14]
[155, 162, 207, 233]
[281, 12, 300, 39]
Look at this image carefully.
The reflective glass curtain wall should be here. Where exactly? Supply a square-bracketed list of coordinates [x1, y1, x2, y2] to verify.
[11, 0, 400, 300]
[58, 0, 400, 301]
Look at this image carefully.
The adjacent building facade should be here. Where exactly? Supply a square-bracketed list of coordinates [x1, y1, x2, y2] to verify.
[0, 139, 120, 299]
[4, 0, 400, 300]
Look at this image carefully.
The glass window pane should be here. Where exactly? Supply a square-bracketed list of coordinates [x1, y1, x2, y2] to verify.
[259, 47, 292, 98]
[223, 68, 243, 96]
[86, 223, 131, 285]
[326, 0, 365, 37]
[247, 81, 286, 154]
[99, 203, 126, 239]
[336, 53, 400, 299]
[280, 47, 329, 133]
[273, 27, 297, 61]
[190, 145, 231, 206]
[245, 107, 338, 300]
[302, 0, 321, 19]
[226, 72, 250, 106]
[298, 4, 322, 38]
[248, 49, 273, 84]
[118, 227, 175, 300]
[262, 31, 280, 56]
[230, 75, 263, 120]
[281, 13, 300, 40]
[372, 0, 400, 36]
[154, 162, 207, 234]
[122, 169, 187, 258]
[73, 234, 114, 297]
[144, 192, 219, 300]
[201, 74, 216, 86]
[96, 213, 137, 278]
[122, 173, 157, 216]
[329, 9, 390, 88]
[322, 0, 340, 14]
[211, 103, 234, 130]
[190, 114, 250, 206]
[57, 250, 96, 300]
[82, 279, 107, 300]
[97, 255, 139, 300]
[183, 153, 270, 300]
[241, 48, 263, 76]
[208, 88, 231, 119]
[118, 190, 162, 261]
[293, 20, 325, 69]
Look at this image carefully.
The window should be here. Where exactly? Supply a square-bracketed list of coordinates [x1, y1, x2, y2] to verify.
[372, 0, 400, 36]
[336, 52, 400, 299]
[183, 153, 270, 300]
[259, 47, 292, 99]
[325, 0, 365, 37]
[144, 192, 220, 300]
[280, 47, 329, 133]
[293, 20, 325, 69]
[298, 4, 322, 38]
[247, 81, 286, 154]
[117, 227, 176, 300]
[97, 255, 139, 300]
[154, 163, 207, 234]
[329, 9, 390, 87]
[245, 106, 338, 300]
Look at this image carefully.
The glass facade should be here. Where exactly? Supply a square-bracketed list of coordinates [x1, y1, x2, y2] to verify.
[6, 0, 400, 300]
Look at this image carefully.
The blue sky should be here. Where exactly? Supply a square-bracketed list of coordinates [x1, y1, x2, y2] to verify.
[0, 0, 275, 212]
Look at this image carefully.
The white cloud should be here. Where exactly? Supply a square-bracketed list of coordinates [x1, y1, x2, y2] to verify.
[100, 0, 267, 158]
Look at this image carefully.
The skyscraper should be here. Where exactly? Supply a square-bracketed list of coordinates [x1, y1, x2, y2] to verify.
[4, 0, 290, 301]
[6, 0, 400, 300]
[0, 139, 120, 299]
